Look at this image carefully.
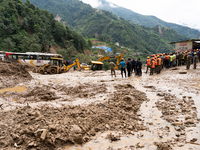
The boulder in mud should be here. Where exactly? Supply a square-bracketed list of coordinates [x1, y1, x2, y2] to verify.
[154, 142, 172, 150]
[106, 133, 120, 142]
[157, 92, 165, 96]
[123, 95, 135, 103]
[41, 129, 48, 141]
[73, 135, 84, 144]
[172, 122, 183, 126]
[70, 125, 82, 134]
[179, 71, 187, 74]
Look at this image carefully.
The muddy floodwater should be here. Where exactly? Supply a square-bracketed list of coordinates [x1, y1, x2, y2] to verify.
[0, 62, 200, 150]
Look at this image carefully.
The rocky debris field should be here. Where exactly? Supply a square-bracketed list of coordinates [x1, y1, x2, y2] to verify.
[0, 64, 200, 150]
[0, 61, 32, 89]
[0, 84, 147, 149]
[156, 93, 199, 147]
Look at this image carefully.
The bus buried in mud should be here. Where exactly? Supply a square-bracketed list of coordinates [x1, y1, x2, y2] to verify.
[6, 52, 63, 67]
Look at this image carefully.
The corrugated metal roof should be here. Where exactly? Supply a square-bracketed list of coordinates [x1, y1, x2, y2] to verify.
[170, 39, 200, 44]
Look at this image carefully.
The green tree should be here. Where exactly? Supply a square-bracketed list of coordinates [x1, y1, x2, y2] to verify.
[110, 43, 117, 55]
[19, 35, 41, 52]
[103, 61, 109, 70]
[87, 39, 92, 48]
[3, 38, 15, 52]
[75, 53, 90, 64]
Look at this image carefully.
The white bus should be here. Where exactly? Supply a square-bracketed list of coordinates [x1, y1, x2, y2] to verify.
[6, 52, 63, 67]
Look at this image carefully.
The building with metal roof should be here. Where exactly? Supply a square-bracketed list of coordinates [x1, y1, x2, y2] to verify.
[170, 39, 200, 52]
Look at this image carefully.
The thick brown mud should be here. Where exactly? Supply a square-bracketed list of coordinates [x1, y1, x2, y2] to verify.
[0, 64, 200, 150]
[0, 83, 148, 149]
[0, 61, 32, 89]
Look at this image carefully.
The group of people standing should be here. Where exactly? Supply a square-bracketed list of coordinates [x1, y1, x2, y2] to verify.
[146, 49, 200, 75]
[109, 49, 200, 77]
[109, 58, 142, 78]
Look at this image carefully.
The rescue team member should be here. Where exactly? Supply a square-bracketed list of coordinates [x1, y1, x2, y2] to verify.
[186, 52, 192, 69]
[154, 55, 157, 73]
[161, 54, 164, 69]
[126, 58, 132, 77]
[191, 50, 194, 64]
[150, 58, 155, 75]
[170, 53, 173, 67]
[119, 59, 126, 78]
[182, 52, 185, 65]
[131, 58, 136, 73]
[197, 49, 200, 62]
[136, 58, 142, 76]
[109, 60, 116, 77]
[165, 54, 170, 68]
[194, 52, 198, 69]
[184, 51, 188, 65]
[157, 55, 162, 74]
[146, 56, 151, 73]
[173, 53, 176, 66]
[178, 51, 182, 66]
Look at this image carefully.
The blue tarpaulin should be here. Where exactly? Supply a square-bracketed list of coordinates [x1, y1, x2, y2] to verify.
[92, 46, 112, 53]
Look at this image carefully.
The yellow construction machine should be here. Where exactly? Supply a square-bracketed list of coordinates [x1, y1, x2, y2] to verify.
[64, 58, 81, 72]
[97, 53, 123, 69]
[37, 58, 80, 74]
[90, 61, 103, 71]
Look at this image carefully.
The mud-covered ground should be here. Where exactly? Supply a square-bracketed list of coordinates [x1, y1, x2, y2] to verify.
[0, 63, 200, 150]
[0, 61, 32, 89]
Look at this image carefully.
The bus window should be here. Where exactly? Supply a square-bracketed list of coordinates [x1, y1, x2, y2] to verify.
[18, 55, 25, 59]
[44, 56, 50, 60]
[12, 55, 17, 59]
[8, 55, 13, 59]
[30, 55, 34, 60]
[37, 55, 43, 60]
[26, 55, 36, 60]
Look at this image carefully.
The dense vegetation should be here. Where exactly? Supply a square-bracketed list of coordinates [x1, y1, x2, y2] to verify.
[0, 0, 88, 54]
[97, 0, 200, 39]
[23, 0, 189, 55]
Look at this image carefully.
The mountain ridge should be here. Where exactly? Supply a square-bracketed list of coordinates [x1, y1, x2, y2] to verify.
[97, 0, 200, 39]
[21, 0, 189, 54]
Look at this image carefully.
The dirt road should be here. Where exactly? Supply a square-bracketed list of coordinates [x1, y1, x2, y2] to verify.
[0, 64, 200, 150]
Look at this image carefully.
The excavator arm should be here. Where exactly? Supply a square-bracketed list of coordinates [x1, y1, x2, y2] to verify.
[64, 58, 81, 72]
[115, 53, 123, 69]
[97, 54, 123, 70]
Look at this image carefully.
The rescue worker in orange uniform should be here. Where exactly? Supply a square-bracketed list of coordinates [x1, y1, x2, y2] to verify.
[150, 58, 155, 75]
[165, 54, 170, 68]
[154, 55, 158, 73]
[146, 56, 151, 73]
[157, 55, 162, 74]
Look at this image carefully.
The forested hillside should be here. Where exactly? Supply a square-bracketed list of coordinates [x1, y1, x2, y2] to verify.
[0, 0, 88, 54]
[22, 0, 189, 54]
[97, 0, 200, 39]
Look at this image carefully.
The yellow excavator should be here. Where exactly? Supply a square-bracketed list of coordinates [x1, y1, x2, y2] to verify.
[63, 58, 81, 72]
[97, 53, 123, 69]
[37, 58, 80, 74]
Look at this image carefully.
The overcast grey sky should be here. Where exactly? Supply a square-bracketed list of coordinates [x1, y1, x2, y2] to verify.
[81, 0, 200, 30]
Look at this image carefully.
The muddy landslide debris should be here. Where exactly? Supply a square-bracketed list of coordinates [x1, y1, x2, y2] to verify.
[0, 84, 147, 149]
[156, 93, 199, 147]
[0, 61, 32, 89]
